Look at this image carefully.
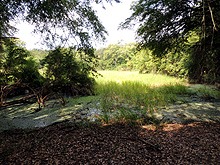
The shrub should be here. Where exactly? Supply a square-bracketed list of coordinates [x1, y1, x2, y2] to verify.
[137, 48, 189, 79]
[0, 39, 44, 87]
[43, 47, 96, 96]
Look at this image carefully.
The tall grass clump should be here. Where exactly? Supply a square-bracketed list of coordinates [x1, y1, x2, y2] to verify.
[95, 77, 188, 124]
[191, 85, 220, 100]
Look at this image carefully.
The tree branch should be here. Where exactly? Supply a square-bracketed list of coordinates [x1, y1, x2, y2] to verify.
[208, 2, 218, 49]
[208, 2, 218, 31]
[0, 94, 36, 107]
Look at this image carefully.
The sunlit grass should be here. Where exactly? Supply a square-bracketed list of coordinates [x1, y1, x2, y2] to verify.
[96, 71, 186, 86]
[95, 71, 189, 125]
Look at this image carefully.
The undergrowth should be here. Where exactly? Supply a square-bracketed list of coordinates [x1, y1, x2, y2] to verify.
[95, 80, 189, 126]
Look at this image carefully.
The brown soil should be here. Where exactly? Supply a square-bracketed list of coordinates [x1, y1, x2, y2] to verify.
[1, 121, 220, 164]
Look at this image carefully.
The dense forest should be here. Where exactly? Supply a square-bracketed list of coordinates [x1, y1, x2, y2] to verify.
[95, 40, 191, 79]
[26, 41, 191, 79]
[120, 0, 220, 84]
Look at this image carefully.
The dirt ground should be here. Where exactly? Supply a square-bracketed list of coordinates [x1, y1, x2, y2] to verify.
[0, 121, 220, 164]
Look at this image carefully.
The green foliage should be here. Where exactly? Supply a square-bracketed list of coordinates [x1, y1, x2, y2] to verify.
[95, 42, 137, 70]
[0, 0, 120, 50]
[160, 52, 189, 78]
[29, 49, 48, 68]
[136, 49, 160, 74]
[43, 47, 97, 96]
[136, 47, 189, 79]
[1, 40, 99, 97]
[121, 0, 220, 83]
[19, 58, 45, 87]
[0, 39, 44, 87]
[96, 41, 189, 80]
[95, 78, 188, 124]
[120, 0, 199, 56]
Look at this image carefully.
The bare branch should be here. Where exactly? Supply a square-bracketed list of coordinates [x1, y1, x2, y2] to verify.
[208, 2, 218, 31]
[208, 2, 218, 49]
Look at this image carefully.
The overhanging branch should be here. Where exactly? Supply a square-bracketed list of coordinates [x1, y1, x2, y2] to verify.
[208, 2, 218, 32]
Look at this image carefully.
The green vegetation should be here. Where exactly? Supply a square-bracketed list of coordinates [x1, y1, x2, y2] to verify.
[95, 42, 137, 71]
[136, 48, 190, 79]
[43, 47, 97, 96]
[95, 32, 200, 81]
[120, 0, 220, 84]
[96, 71, 184, 86]
[1, 0, 121, 107]
[95, 44, 189, 79]
[1, 71, 220, 131]
[0, 39, 44, 88]
[29, 49, 48, 69]
[95, 71, 188, 125]
[0, 0, 220, 130]
[0, 40, 98, 107]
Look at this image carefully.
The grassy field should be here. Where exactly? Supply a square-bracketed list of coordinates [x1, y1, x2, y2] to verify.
[96, 71, 185, 86]
[94, 71, 189, 124]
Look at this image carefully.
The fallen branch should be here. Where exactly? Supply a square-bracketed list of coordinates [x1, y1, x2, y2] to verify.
[121, 137, 160, 151]
[0, 82, 68, 108]
[1, 81, 25, 106]
[138, 138, 160, 151]
[0, 94, 36, 107]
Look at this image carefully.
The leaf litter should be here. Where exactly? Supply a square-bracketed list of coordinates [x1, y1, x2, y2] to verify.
[0, 121, 220, 164]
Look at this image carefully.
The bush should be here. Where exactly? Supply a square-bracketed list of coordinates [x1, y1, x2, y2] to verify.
[18, 58, 45, 88]
[136, 49, 160, 74]
[43, 47, 96, 96]
[159, 51, 189, 78]
[0, 39, 44, 87]
[137, 48, 189, 79]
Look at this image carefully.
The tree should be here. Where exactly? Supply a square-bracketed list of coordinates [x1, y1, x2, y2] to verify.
[43, 47, 97, 96]
[95, 42, 137, 70]
[121, 0, 220, 83]
[0, 0, 121, 107]
[0, 38, 45, 107]
[0, 39, 44, 87]
[0, 0, 120, 51]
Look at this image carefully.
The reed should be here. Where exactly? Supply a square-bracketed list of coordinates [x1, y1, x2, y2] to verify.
[95, 71, 188, 124]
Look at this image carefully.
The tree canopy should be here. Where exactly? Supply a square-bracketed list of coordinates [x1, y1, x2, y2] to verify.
[121, 0, 219, 54]
[0, 0, 124, 107]
[95, 42, 137, 70]
[121, 0, 220, 83]
[0, 0, 120, 50]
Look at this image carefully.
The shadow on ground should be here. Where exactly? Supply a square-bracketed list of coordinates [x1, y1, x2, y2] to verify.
[0, 96, 101, 132]
[0, 85, 220, 132]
